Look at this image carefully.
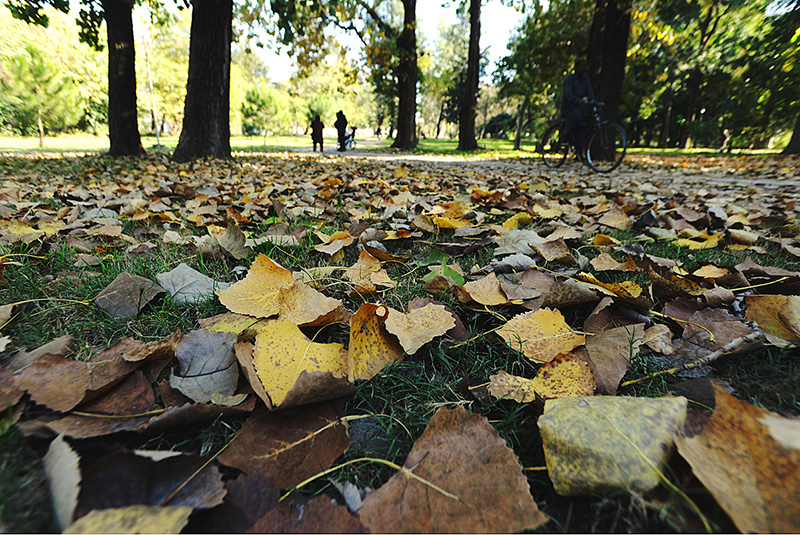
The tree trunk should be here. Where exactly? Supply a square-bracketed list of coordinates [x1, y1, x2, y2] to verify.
[102, 0, 143, 156]
[390, 0, 418, 149]
[679, 68, 703, 149]
[435, 100, 446, 139]
[783, 115, 800, 155]
[514, 95, 529, 151]
[457, 0, 480, 151]
[37, 108, 44, 148]
[659, 83, 673, 148]
[586, 0, 630, 123]
[172, 0, 232, 163]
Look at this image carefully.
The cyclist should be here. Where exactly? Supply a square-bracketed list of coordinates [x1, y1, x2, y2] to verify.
[561, 59, 595, 159]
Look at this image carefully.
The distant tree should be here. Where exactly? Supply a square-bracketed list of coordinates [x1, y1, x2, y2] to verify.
[171, 0, 232, 162]
[457, 0, 481, 151]
[241, 80, 291, 141]
[8, 0, 144, 155]
[2, 44, 80, 146]
[586, 0, 631, 124]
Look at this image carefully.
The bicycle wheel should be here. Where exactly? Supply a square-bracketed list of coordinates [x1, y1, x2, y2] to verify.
[540, 123, 569, 168]
[346, 138, 356, 150]
[585, 122, 627, 173]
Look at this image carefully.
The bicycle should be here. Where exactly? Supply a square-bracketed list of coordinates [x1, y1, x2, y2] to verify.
[539, 100, 627, 173]
[339, 128, 357, 151]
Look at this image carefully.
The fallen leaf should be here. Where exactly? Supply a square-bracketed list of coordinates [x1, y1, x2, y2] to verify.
[169, 329, 239, 404]
[384, 303, 456, 355]
[459, 272, 508, 306]
[676, 385, 800, 533]
[532, 353, 596, 400]
[642, 324, 675, 355]
[156, 263, 230, 304]
[745, 295, 800, 344]
[358, 407, 548, 533]
[64, 506, 192, 534]
[251, 495, 366, 534]
[531, 238, 575, 264]
[14, 338, 141, 412]
[94, 273, 165, 319]
[218, 403, 349, 488]
[598, 206, 633, 230]
[496, 308, 585, 363]
[539, 396, 687, 495]
[75, 450, 226, 516]
[488, 370, 537, 403]
[241, 321, 353, 409]
[344, 250, 396, 293]
[584, 324, 645, 395]
[348, 303, 404, 381]
[44, 435, 81, 531]
[213, 222, 251, 259]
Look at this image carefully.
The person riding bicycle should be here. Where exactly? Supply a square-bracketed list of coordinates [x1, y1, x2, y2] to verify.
[561, 59, 595, 159]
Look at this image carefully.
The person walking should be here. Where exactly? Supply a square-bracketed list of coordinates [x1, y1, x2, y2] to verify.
[334, 110, 348, 152]
[561, 59, 595, 158]
[310, 114, 324, 152]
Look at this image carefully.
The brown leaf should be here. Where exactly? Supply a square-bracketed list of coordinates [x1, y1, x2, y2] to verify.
[584, 323, 645, 395]
[123, 331, 181, 362]
[7, 334, 74, 372]
[250, 495, 366, 534]
[14, 338, 141, 412]
[94, 273, 165, 319]
[75, 450, 226, 518]
[218, 403, 349, 488]
[459, 272, 508, 305]
[676, 386, 800, 533]
[345, 250, 396, 293]
[642, 324, 675, 355]
[358, 407, 548, 533]
[213, 222, 251, 259]
[531, 237, 575, 264]
[745, 295, 800, 345]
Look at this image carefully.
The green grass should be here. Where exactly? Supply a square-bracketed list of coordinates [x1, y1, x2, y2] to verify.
[0, 151, 797, 532]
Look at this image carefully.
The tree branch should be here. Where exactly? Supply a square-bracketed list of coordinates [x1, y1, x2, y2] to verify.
[356, 0, 397, 39]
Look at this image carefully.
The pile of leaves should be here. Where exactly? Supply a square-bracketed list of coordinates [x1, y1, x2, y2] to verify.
[0, 151, 799, 533]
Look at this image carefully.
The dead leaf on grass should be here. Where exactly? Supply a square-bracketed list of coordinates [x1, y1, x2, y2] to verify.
[584, 323, 645, 395]
[496, 308, 585, 363]
[676, 385, 800, 533]
[348, 303, 404, 381]
[94, 273, 165, 319]
[384, 303, 455, 355]
[64, 506, 193, 534]
[458, 272, 508, 306]
[745, 295, 800, 345]
[218, 403, 349, 488]
[169, 329, 238, 403]
[156, 263, 230, 304]
[358, 406, 548, 533]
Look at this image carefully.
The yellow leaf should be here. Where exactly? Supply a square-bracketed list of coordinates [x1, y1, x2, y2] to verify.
[488, 370, 537, 403]
[384, 304, 456, 355]
[503, 212, 533, 231]
[460, 273, 508, 306]
[592, 233, 620, 246]
[345, 250, 396, 293]
[675, 232, 722, 250]
[497, 308, 585, 363]
[531, 354, 596, 400]
[745, 295, 800, 344]
[64, 506, 192, 534]
[431, 216, 469, 229]
[218, 254, 342, 326]
[533, 204, 561, 219]
[577, 272, 643, 299]
[692, 265, 730, 279]
[247, 320, 350, 409]
[348, 303, 404, 381]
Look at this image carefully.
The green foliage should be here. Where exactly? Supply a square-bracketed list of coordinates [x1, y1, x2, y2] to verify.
[1, 44, 80, 139]
[241, 79, 292, 137]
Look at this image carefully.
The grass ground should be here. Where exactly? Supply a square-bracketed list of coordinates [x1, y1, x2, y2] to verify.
[0, 147, 797, 532]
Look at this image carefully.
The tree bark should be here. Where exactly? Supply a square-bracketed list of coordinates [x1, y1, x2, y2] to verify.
[659, 83, 673, 148]
[513, 95, 529, 151]
[390, 0, 418, 149]
[679, 68, 703, 149]
[37, 108, 44, 148]
[586, 0, 630, 124]
[783, 115, 800, 155]
[457, 0, 480, 151]
[102, 0, 143, 156]
[172, 0, 232, 163]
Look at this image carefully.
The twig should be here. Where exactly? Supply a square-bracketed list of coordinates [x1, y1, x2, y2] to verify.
[622, 332, 765, 387]
[649, 310, 716, 343]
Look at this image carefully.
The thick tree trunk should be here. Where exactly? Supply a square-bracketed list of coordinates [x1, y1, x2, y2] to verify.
[514, 95, 529, 151]
[390, 0, 417, 149]
[457, 0, 480, 151]
[586, 0, 630, 123]
[783, 115, 800, 155]
[103, 0, 143, 156]
[172, 0, 232, 163]
[679, 68, 703, 149]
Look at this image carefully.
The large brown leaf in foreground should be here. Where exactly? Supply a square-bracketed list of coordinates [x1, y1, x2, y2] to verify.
[357, 406, 547, 533]
[676, 386, 800, 533]
[217, 403, 349, 488]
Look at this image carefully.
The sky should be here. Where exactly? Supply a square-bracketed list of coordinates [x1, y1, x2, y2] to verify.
[258, 1, 526, 83]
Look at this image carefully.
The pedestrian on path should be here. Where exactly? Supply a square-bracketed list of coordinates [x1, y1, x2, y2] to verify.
[335, 110, 348, 152]
[310, 114, 324, 152]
